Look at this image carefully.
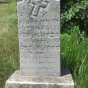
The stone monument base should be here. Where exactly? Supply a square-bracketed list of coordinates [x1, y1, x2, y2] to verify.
[5, 70, 74, 88]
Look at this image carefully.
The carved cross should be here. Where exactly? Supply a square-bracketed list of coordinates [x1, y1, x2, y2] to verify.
[31, 0, 48, 16]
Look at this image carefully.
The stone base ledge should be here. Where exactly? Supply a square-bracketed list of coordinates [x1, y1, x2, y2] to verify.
[5, 70, 74, 88]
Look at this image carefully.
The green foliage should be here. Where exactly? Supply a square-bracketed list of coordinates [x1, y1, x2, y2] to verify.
[61, 1, 88, 87]
[61, 0, 88, 33]
[61, 27, 88, 88]
[0, 1, 19, 88]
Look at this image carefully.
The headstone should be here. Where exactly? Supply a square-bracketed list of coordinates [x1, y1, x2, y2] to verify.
[5, 0, 74, 88]
[18, 0, 60, 76]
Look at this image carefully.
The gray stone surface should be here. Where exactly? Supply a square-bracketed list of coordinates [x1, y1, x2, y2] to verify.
[5, 0, 74, 88]
[5, 71, 74, 88]
[17, 0, 60, 76]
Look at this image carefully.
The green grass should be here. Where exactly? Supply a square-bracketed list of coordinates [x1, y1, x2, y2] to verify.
[0, 1, 19, 88]
[61, 27, 88, 88]
[0, 1, 88, 88]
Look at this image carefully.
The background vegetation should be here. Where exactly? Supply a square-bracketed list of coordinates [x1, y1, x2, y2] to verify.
[0, 1, 19, 88]
[61, 0, 88, 88]
[0, 0, 88, 88]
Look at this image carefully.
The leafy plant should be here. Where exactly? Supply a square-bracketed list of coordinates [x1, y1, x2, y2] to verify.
[61, 0, 88, 34]
[61, 27, 88, 88]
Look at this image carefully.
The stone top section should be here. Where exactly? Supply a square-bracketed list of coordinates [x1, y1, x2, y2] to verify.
[17, 0, 60, 18]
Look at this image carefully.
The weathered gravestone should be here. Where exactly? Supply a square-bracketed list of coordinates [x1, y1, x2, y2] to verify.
[19, 0, 60, 76]
[5, 0, 74, 88]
